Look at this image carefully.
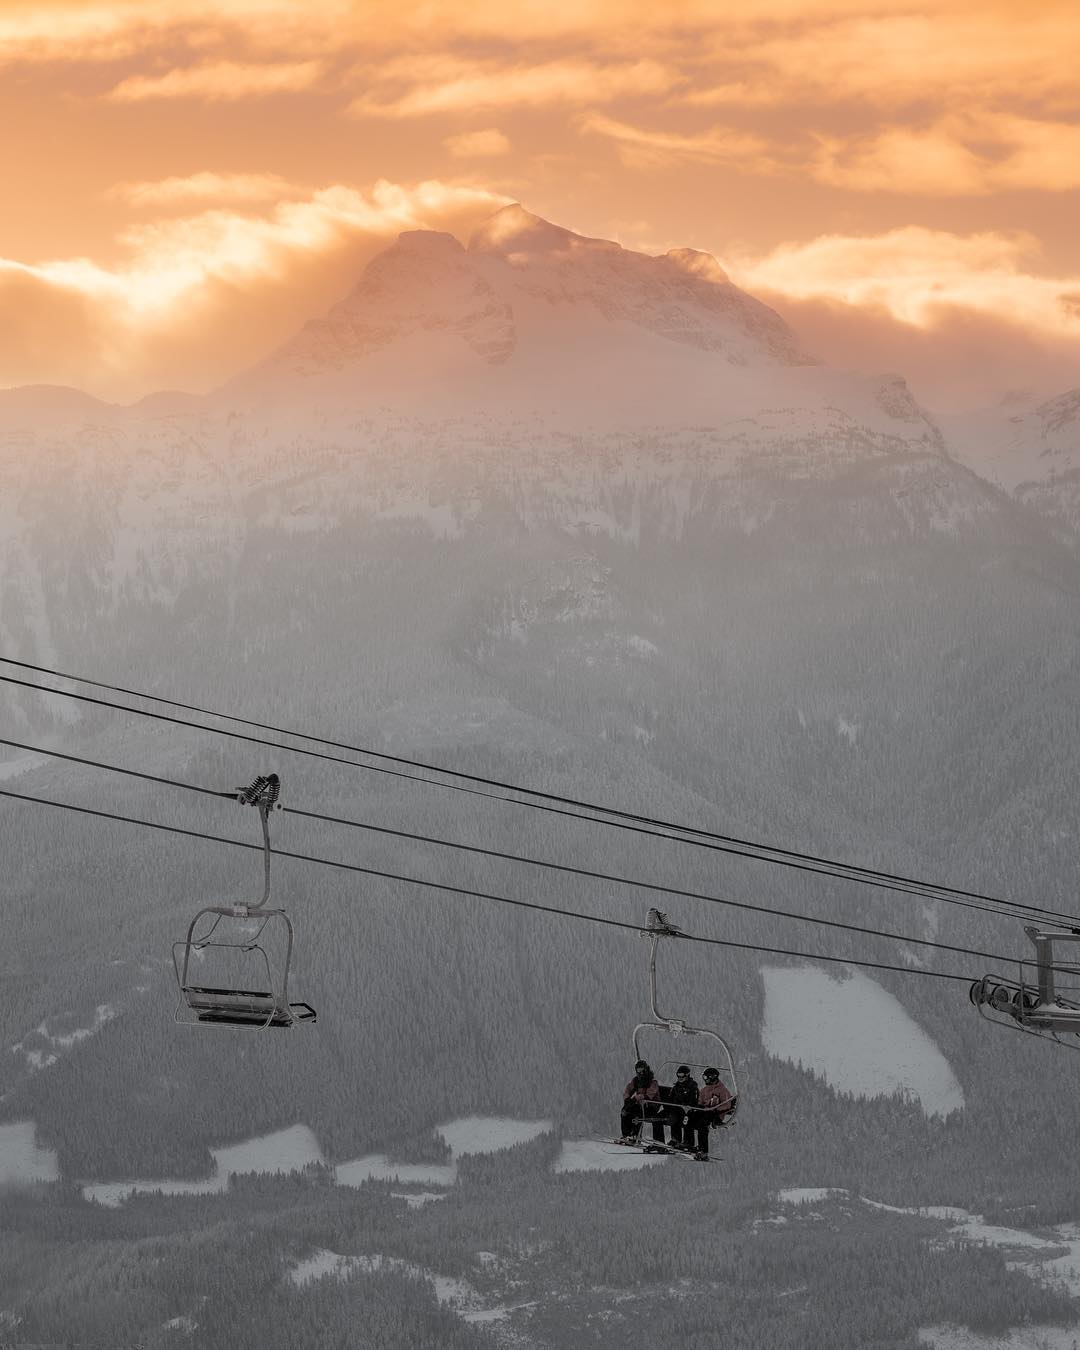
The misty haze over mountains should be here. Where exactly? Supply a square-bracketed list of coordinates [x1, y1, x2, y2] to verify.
[4, 204, 1080, 1348]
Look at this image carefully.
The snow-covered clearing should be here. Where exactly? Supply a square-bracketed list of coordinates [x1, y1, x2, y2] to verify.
[0, 754, 46, 781]
[776, 1187, 843, 1206]
[0, 1121, 59, 1186]
[11, 1004, 118, 1074]
[553, 1140, 667, 1174]
[919, 1327, 1080, 1349]
[391, 1190, 447, 1208]
[83, 1124, 323, 1206]
[772, 1188, 1080, 1310]
[338, 1115, 554, 1188]
[163, 1315, 197, 1334]
[760, 964, 964, 1117]
[287, 1248, 499, 1320]
[436, 1117, 553, 1157]
[335, 1156, 458, 1188]
[81, 1115, 656, 1203]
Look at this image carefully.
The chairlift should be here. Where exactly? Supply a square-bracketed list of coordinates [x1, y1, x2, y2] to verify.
[632, 908, 739, 1117]
[969, 926, 1080, 1049]
[173, 773, 316, 1029]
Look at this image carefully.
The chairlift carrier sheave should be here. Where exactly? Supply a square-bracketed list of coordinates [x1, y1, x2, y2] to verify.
[173, 773, 316, 1029]
[970, 925, 1080, 1048]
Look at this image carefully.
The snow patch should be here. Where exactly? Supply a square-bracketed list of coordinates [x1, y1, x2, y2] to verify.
[0, 1121, 59, 1186]
[552, 1140, 668, 1174]
[864, 1198, 1080, 1300]
[82, 1115, 557, 1205]
[0, 754, 47, 781]
[334, 1156, 458, 1188]
[82, 1124, 324, 1206]
[435, 1116, 553, 1158]
[338, 1116, 554, 1189]
[11, 1004, 118, 1073]
[777, 1187, 844, 1206]
[919, 1327, 1080, 1349]
[286, 1248, 495, 1321]
[761, 964, 964, 1117]
[391, 1190, 447, 1209]
[289, 1248, 352, 1286]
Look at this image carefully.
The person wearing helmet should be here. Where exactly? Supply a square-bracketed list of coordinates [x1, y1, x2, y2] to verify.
[618, 1059, 666, 1146]
[690, 1067, 734, 1160]
[666, 1065, 699, 1150]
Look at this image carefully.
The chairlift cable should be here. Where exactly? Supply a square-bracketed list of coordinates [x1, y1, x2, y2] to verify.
[0, 784, 979, 985]
[0, 660, 1071, 930]
[0, 732, 1032, 969]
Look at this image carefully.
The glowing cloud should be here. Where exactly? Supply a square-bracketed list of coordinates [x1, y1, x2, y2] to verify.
[107, 60, 322, 102]
[444, 128, 511, 158]
[348, 56, 680, 117]
[732, 228, 1080, 338]
[0, 179, 509, 400]
[696, 9, 1080, 110]
[580, 113, 776, 170]
[111, 172, 301, 207]
[813, 113, 1080, 195]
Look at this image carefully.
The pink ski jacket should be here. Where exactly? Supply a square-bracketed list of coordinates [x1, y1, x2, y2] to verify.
[699, 1081, 733, 1116]
[624, 1076, 661, 1103]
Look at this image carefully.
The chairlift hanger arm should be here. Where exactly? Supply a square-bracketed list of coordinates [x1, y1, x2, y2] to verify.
[235, 773, 280, 913]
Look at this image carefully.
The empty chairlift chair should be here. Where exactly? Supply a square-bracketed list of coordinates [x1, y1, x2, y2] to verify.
[173, 773, 316, 1029]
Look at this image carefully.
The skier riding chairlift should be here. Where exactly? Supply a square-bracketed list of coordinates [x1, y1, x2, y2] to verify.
[615, 909, 739, 1160]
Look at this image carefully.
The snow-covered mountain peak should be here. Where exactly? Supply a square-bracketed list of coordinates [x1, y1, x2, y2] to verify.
[391, 228, 466, 257]
[662, 247, 730, 285]
[228, 203, 822, 401]
[468, 202, 592, 259]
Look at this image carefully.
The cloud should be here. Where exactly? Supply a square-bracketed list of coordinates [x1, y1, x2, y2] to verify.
[580, 112, 776, 170]
[730, 227, 1080, 409]
[444, 128, 511, 158]
[0, 1, 330, 62]
[0, 1, 945, 64]
[106, 59, 322, 101]
[732, 227, 1080, 330]
[110, 172, 301, 207]
[764, 292, 1080, 415]
[812, 112, 1080, 194]
[694, 9, 1080, 111]
[0, 179, 509, 400]
[347, 56, 680, 118]
[578, 104, 1080, 194]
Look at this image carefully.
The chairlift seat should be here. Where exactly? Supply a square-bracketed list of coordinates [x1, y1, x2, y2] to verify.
[181, 984, 316, 1028]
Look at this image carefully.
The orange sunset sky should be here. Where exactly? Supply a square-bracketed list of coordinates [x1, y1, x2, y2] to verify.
[2, 0, 1079, 410]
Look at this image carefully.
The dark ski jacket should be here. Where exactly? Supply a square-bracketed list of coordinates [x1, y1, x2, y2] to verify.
[669, 1077, 700, 1109]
